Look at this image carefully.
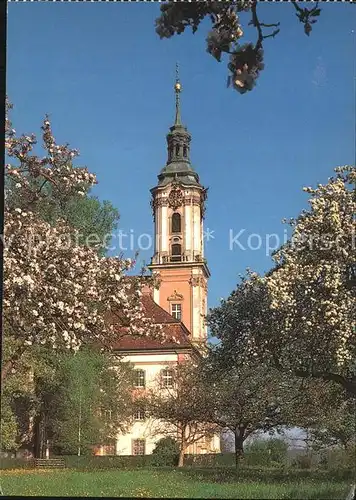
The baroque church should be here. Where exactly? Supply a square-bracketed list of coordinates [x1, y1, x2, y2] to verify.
[95, 71, 220, 456]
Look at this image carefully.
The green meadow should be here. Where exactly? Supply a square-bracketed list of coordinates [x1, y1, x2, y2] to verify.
[0, 467, 352, 499]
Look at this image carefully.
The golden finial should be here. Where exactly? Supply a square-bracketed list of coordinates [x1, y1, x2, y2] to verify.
[175, 62, 181, 92]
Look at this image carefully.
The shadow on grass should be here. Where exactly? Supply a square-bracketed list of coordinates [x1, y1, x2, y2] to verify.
[176, 466, 354, 485]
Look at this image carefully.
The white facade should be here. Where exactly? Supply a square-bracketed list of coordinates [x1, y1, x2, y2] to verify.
[115, 352, 179, 456]
[113, 351, 220, 456]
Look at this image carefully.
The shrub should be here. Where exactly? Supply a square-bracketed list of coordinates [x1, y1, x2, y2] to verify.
[292, 453, 313, 469]
[61, 455, 156, 469]
[0, 458, 32, 470]
[151, 437, 179, 467]
[184, 453, 235, 467]
[245, 439, 288, 467]
[318, 445, 356, 471]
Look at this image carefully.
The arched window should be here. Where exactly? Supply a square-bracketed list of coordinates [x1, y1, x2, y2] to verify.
[171, 243, 181, 261]
[183, 145, 187, 157]
[172, 212, 181, 233]
[175, 144, 180, 156]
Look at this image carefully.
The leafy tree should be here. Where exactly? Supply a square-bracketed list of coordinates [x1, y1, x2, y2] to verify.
[155, 1, 321, 94]
[208, 166, 356, 394]
[139, 362, 218, 467]
[202, 350, 304, 469]
[33, 348, 135, 457]
[0, 394, 19, 452]
[307, 386, 356, 452]
[6, 178, 119, 257]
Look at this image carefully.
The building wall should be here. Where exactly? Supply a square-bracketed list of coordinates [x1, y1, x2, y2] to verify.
[113, 351, 220, 456]
[115, 352, 178, 456]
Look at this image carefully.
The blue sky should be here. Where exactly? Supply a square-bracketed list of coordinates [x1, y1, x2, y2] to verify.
[7, 3, 355, 314]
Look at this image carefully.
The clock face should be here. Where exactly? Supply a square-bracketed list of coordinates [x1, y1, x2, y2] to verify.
[168, 188, 183, 210]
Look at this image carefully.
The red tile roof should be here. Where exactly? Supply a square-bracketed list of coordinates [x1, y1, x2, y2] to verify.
[112, 294, 194, 352]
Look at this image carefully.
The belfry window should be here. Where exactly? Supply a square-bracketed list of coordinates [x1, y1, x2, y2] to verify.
[171, 243, 182, 261]
[175, 144, 180, 156]
[183, 145, 187, 157]
[172, 213, 181, 233]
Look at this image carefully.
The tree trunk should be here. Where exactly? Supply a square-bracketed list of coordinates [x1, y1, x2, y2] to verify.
[178, 447, 185, 467]
[1, 360, 13, 383]
[234, 429, 244, 470]
[33, 415, 42, 459]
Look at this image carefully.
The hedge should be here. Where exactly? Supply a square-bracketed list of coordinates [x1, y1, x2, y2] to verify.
[0, 454, 236, 470]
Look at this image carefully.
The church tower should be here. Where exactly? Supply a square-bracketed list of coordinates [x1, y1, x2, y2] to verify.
[148, 67, 209, 347]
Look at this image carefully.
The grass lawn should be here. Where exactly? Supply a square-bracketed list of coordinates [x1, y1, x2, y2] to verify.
[0, 467, 352, 498]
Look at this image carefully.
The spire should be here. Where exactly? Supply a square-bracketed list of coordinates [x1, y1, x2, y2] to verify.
[174, 62, 182, 126]
[155, 65, 200, 187]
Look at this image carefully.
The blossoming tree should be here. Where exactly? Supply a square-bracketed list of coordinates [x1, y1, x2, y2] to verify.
[2, 102, 158, 382]
[209, 166, 356, 395]
[155, 1, 321, 94]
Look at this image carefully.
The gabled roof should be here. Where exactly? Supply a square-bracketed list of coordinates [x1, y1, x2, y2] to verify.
[111, 294, 195, 352]
[141, 294, 180, 324]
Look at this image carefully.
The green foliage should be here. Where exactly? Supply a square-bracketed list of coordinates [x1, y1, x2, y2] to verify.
[6, 176, 119, 257]
[0, 395, 19, 451]
[291, 453, 315, 470]
[50, 194, 119, 256]
[46, 348, 134, 456]
[152, 437, 179, 466]
[308, 389, 356, 451]
[244, 439, 288, 467]
[201, 348, 303, 464]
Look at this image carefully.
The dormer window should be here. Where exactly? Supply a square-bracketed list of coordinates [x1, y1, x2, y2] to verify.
[172, 212, 181, 233]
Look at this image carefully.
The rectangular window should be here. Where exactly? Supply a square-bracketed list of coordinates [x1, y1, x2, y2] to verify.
[134, 409, 146, 421]
[132, 439, 145, 456]
[171, 303, 182, 320]
[134, 369, 145, 388]
[161, 368, 174, 388]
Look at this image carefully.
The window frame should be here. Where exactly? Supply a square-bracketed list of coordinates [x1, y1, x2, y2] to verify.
[171, 212, 182, 234]
[161, 368, 174, 388]
[171, 243, 182, 260]
[132, 438, 146, 456]
[171, 303, 182, 321]
[134, 408, 146, 421]
[134, 369, 146, 388]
